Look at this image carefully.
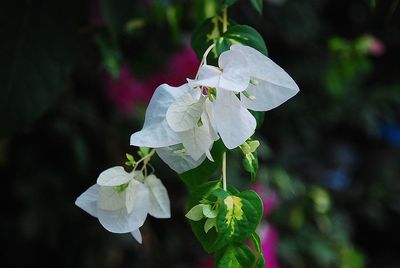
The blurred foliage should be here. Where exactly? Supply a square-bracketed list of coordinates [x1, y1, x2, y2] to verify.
[0, 0, 400, 267]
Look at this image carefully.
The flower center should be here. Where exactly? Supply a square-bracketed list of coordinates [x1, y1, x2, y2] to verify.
[114, 183, 129, 193]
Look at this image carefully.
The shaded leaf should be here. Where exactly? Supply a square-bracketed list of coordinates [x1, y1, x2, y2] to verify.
[222, 25, 268, 56]
[214, 244, 256, 268]
[243, 151, 259, 182]
[221, 0, 241, 10]
[249, 0, 263, 14]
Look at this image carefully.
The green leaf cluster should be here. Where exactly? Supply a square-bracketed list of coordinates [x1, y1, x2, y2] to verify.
[187, 181, 264, 267]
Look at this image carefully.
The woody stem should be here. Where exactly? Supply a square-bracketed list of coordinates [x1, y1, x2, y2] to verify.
[222, 9, 228, 33]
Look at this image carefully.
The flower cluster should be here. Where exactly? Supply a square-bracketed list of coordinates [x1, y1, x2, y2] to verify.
[75, 154, 170, 243]
[76, 44, 298, 247]
[130, 45, 299, 173]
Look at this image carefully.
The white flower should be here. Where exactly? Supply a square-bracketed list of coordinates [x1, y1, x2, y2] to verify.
[75, 166, 170, 243]
[156, 145, 206, 174]
[130, 45, 299, 173]
[130, 84, 218, 172]
[188, 44, 300, 149]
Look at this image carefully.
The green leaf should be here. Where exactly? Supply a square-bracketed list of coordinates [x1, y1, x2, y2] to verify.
[248, 141, 260, 152]
[250, 111, 265, 129]
[99, 0, 136, 38]
[179, 140, 225, 190]
[125, 153, 136, 166]
[0, 0, 81, 137]
[203, 204, 218, 218]
[192, 23, 268, 66]
[249, 0, 263, 14]
[191, 17, 221, 63]
[250, 232, 262, 253]
[250, 232, 266, 268]
[138, 147, 150, 158]
[242, 151, 259, 182]
[214, 244, 257, 268]
[126, 153, 134, 161]
[215, 36, 233, 57]
[188, 181, 225, 253]
[204, 218, 217, 233]
[221, 0, 240, 10]
[189, 186, 263, 253]
[214, 190, 263, 247]
[222, 25, 268, 56]
[95, 35, 122, 78]
[186, 204, 205, 221]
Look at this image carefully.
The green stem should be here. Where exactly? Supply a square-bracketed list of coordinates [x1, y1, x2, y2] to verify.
[195, 43, 216, 79]
[222, 151, 227, 191]
[135, 149, 155, 173]
[222, 9, 228, 33]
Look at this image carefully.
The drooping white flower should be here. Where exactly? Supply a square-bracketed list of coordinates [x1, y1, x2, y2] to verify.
[75, 166, 170, 243]
[188, 44, 299, 149]
[130, 84, 186, 148]
[130, 84, 218, 172]
[156, 145, 206, 174]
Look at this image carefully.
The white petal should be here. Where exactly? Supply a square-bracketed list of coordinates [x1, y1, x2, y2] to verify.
[214, 89, 256, 149]
[201, 113, 217, 161]
[97, 185, 149, 233]
[96, 166, 132, 186]
[187, 65, 221, 89]
[75, 185, 100, 217]
[180, 116, 214, 161]
[125, 179, 149, 214]
[218, 49, 250, 92]
[145, 175, 171, 218]
[97, 207, 147, 234]
[204, 100, 220, 141]
[131, 229, 142, 244]
[130, 84, 190, 148]
[166, 93, 205, 132]
[240, 78, 299, 111]
[132, 171, 145, 183]
[97, 186, 126, 211]
[156, 146, 206, 174]
[231, 45, 299, 109]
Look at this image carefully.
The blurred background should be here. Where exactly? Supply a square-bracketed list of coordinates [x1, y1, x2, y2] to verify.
[1, 0, 400, 267]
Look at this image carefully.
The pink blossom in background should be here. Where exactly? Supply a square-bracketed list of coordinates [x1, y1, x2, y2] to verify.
[105, 65, 152, 113]
[259, 223, 280, 268]
[195, 258, 213, 268]
[253, 183, 279, 216]
[106, 47, 200, 113]
[165, 47, 200, 86]
[368, 37, 385, 56]
[254, 183, 281, 267]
